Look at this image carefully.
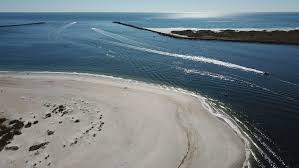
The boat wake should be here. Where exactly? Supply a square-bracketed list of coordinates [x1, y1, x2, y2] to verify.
[91, 28, 143, 45]
[58, 22, 77, 33]
[177, 67, 236, 81]
[92, 27, 265, 75]
[277, 78, 298, 87]
[91, 27, 161, 50]
[104, 39, 265, 74]
[48, 22, 77, 41]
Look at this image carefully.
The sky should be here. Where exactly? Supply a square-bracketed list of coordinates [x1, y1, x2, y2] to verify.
[0, 0, 299, 13]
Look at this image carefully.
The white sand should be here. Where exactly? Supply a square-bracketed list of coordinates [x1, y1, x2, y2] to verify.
[148, 28, 193, 38]
[148, 27, 299, 34]
[0, 72, 245, 168]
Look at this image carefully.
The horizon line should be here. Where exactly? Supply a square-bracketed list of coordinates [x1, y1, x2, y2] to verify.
[1, 11, 299, 13]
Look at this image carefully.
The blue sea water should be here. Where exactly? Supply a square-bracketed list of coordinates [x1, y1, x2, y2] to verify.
[0, 12, 299, 167]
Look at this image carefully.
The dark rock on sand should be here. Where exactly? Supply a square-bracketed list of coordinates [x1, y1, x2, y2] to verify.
[45, 154, 50, 159]
[70, 140, 78, 146]
[44, 103, 51, 108]
[24, 122, 32, 128]
[45, 113, 51, 119]
[47, 130, 54, 135]
[0, 118, 6, 124]
[0, 132, 14, 149]
[58, 105, 66, 112]
[29, 142, 49, 151]
[5, 145, 19, 151]
[33, 121, 38, 125]
[52, 105, 66, 114]
[0, 118, 24, 151]
[13, 130, 22, 135]
[9, 120, 24, 129]
[52, 105, 69, 116]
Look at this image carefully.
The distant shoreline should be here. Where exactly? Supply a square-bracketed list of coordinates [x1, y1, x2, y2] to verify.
[114, 22, 299, 45]
[170, 29, 299, 45]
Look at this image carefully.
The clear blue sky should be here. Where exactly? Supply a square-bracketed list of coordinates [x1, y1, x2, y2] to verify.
[0, 0, 299, 12]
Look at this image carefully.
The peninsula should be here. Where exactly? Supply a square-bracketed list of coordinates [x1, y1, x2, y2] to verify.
[114, 22, 299, 45]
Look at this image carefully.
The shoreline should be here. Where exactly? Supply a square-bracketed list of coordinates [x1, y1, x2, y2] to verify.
[113, 22, 299, 45]
[0, 71, 246, 168]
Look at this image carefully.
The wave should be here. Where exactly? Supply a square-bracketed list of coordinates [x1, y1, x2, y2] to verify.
[234, 117, 288, 168]
[101, 40, 265, 74]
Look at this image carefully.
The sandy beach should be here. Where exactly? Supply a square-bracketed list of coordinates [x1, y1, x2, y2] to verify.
[0, 72, 245, 168]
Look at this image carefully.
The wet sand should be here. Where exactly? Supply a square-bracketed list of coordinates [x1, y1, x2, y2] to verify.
[0, 72, 245, 168]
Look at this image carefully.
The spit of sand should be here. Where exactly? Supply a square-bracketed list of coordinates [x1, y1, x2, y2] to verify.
[0, 72, 245, 168]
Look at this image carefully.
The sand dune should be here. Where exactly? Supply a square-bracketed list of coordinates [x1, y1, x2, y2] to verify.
[0, 72, 245, 168]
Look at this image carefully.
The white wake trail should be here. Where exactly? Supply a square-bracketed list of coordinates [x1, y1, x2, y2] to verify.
[58, 22, 77, 33]
[48, 22, 77, 41]
[102, 40, 265, 74]
[177, 67, 236, 81]
[92, 27, 145, 46]
[277, 79, 298, 86]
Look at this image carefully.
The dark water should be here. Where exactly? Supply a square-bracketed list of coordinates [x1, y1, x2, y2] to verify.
[0, 12, 299, 167]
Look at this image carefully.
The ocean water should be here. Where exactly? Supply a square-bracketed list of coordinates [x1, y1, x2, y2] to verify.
[0, 12, 299, 167]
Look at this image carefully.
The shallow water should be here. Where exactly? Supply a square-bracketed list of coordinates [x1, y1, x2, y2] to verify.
[0, 12, 299, 167]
